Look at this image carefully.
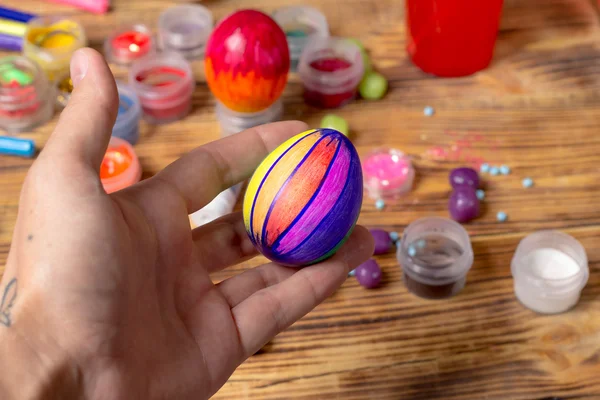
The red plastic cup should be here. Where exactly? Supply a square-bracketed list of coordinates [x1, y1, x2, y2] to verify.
[406, 0, 504, 77]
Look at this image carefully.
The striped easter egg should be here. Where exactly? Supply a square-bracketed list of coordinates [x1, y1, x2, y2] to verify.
[243, 128, 363, 267]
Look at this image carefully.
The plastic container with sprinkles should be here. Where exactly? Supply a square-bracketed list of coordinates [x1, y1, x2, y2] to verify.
[129, 52, 194, 124]
[100, 136, 142, 194]
[0, 56, 54, 133]
[23, 16, 86, 81]
[112, 82, 141, 144]
[363, 148, 415, 200]
[273, 6, 329, 71]
[216, 99, 283, 137]
[104, 24, 154, 65]
[158, 5, 213, 59]
[298, 37, 364, 108]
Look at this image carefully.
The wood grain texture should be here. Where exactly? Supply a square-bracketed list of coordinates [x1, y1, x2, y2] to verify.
[1, 0, 600, 398]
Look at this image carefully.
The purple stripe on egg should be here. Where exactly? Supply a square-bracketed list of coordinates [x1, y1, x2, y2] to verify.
[274, 143, 351, 254]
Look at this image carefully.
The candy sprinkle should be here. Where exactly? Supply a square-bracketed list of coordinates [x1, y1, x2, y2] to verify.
[348, 269, 356, 277]
[500, 165, 511, 175]
[522, 177, 534, 188]
[496, 211, 508, 222]
[375, 199, 385, 210]
[423, 106, 435, 117]
[476, 189, 485, 200]
[389, 231, 400, 242]
[490, 166, 500, 176]
[480, 163, 490, 173]
[408, 245, 417, 257]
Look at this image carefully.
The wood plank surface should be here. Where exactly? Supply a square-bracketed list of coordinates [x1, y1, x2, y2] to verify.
[1, 0, 600, 398]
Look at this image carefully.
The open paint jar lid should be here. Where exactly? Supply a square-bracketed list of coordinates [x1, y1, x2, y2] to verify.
[104, 24, 155, 65]
[362, 147, 415, 200]
[511, 230, 589, 314]
[100, 136, 142, 193]
[158, 5, 214, 59]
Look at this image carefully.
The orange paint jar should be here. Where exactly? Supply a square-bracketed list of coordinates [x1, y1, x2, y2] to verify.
[100, 137, 142, 193]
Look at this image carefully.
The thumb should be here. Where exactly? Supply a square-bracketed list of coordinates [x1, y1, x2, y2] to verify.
[43, 48, 118, 173]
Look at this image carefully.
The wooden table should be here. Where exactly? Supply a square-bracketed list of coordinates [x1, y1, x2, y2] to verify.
[2, 0, 600, 398]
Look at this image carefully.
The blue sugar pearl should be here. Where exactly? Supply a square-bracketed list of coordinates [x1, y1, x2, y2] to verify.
[496, 211, 508, 222]
[500, 165, 511, 175]
[480, 163, 490, 173]
[490, 166, 500, 176]
[423, 106, 435, 117]
[417, 239, 426, 248]
[408, 245, 417, 257]
[375, 199, 385, 210]
[389, 231, 400, 242]
[476, 189, 485, 200]
[348, 269, 356, 277]
[522, 177, 534, 188]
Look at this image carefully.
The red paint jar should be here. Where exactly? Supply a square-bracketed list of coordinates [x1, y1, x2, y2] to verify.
[104, 24, 154, 65]
[298, 37, 364, 109]
[100, 137, 142, 194]
[129, 52, 195, 124]
[406, 0, 504, 77]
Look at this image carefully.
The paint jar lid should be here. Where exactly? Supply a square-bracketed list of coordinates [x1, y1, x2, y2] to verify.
[158, 5, 213, 60]
[397, 217, 473, 299]
[100, 136, 142, 194]
[216, 99, 283, 137]
[112, 82, 141, 145]
[362, 147, 415, 200]
[104, 24, 155, 65]
[511, 230, 589, 314]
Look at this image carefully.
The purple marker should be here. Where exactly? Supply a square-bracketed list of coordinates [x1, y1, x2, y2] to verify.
[0, 33, 22, 51]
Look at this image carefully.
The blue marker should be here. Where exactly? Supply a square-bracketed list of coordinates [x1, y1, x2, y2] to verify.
[0, 136, 35, 158]
[0, 6, 36, 23]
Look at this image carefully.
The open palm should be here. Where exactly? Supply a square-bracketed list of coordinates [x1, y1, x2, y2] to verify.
[0, 49, 373, 399]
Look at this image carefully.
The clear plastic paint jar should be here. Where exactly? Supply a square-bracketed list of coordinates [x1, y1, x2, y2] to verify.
[511, 230, 589, 314]
[100, 136, 142, 194]
[129, 52, 194, 124]
[23, 16, 86, 81]
[216, 99, 283, 137]
[158, 5, 213, 60]
[0, 56, 54, 133]
[398, 217, 474, 299]
[112, 82, 141, 144]
[273, 6, 329, 71]
[363, 148, 415, 200]
[298, 37, 364, 109]
[104, 24, 154, 65]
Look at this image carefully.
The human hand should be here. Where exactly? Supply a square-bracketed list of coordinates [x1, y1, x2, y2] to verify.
[0, 48, 374, 399]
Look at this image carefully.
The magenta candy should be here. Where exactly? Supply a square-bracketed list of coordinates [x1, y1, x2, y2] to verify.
[370, 228, 392, 255]
[355, 259, 382, 288]
[449, 167, 479, 189]
[449, 187, 480, 222]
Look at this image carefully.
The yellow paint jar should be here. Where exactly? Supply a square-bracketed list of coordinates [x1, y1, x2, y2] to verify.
[23, 16, 86, 81]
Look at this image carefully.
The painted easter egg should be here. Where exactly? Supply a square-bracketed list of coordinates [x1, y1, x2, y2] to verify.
[205, 9, 290, 113]
[243, 128, 363, 267]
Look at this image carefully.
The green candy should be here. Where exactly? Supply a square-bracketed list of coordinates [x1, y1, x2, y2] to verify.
[346, 38, 371, 74]
[321, 114, 349, 136]
[359, 71, 388, 100]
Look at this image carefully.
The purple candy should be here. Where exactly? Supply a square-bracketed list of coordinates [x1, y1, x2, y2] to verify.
[355, 259, 382, 289]
[449, 187, 480, 222]
[370, 228, 392, 255]
[449, 167, 479, 189]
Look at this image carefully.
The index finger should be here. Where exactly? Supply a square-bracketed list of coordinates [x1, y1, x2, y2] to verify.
[151, 120, 308, 213]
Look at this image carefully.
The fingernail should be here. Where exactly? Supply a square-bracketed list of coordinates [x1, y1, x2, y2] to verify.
[70, 49, 89, 87]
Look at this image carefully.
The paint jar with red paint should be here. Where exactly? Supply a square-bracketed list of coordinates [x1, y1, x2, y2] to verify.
[406, 0, 504, 77]
[216, 99, 283, 137]
[129, 52, 195, 124]
[100, 136, 142, 194]
[298, 37, 364, 108]
[104, 24, 155, 65]
[0, 56, 54, 133]
[158, 5, 214, 60]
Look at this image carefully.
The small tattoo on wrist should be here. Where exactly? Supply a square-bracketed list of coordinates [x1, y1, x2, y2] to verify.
[0, 278, 17, 327]
[27, 234, 33, 241]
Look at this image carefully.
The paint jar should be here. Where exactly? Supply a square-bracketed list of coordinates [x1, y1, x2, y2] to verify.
[23, 16, 86, 81]
[55, 72, 73, 109]
[406, 0, 504, 77]
[216, 99, 283, 137]
[112, 82, 141, 144]
[0, 56, 54, 133]
[363, 148, 415, 200]
[104, 24, 154, 65]
[129, 52, 194, 124]
[273, 6, 329, 71]
[298, 37, 364, 109]
[100, 136, 142, 194]
[511, 231, 589, 314]
[398, 217, 474, 299]
[158, 5, 213, 60]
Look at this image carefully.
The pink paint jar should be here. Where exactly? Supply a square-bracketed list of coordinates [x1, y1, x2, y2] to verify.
[129, 52, 195, 124]
[363, 148, 415, 200]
